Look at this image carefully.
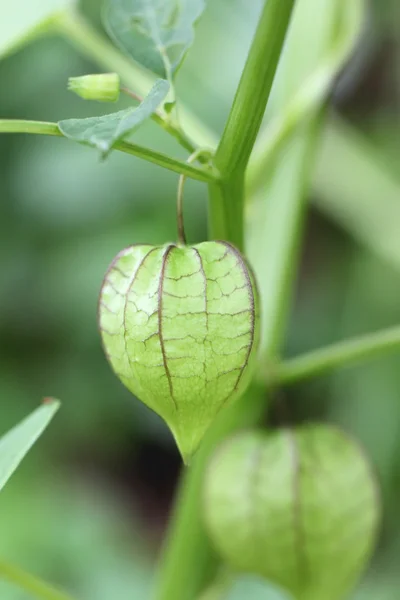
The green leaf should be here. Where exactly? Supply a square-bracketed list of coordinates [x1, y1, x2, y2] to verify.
[312, 114, 400, 274]
[0, 559, 76, 600]
[103, 0, 206, 79]
[246, 0, 365, 360]
[248, 0, 363, 186]
[0, 399, 59, 493]
[98, 241, 259, 463]
[0, 0, 72, 59]
[204, 425, 380, 600]
[58, 79, 169, 157]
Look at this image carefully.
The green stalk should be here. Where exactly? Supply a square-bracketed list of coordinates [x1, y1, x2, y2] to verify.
[0, 120, 217, 183]
[0, 120, 60, 137]
[0, 560, 77, 600]
[215, 0, 296, 177]
[154, 384, 266, 600]
[210, 0, 296, 249]
[274, 325, 400, 386]
[207, 175, 244, 248]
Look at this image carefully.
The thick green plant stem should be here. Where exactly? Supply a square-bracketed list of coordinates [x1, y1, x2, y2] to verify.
[54, 8, 217, 152]
[207, 175, 244, 248]
[154, 384, 266, 600]
[0, 560, 77, 600]
[0, 120, 217, 183]
[275, 324, 400, 386]
[215, 0, 296, 177]
[210, 0, 296, 249]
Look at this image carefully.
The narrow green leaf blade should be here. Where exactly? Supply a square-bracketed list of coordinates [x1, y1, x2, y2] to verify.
[103, 0, 206, 78]
[59, 78, 169, 156]
[0, 0, 72, 59]
[0, 399, 60, 492]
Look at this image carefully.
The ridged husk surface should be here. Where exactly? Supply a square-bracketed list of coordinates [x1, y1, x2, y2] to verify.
[98, 241, 259, 461]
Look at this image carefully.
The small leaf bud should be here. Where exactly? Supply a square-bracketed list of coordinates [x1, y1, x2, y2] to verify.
[68, 73, 120, 102]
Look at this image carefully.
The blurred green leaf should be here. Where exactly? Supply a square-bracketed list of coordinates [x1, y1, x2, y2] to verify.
[246, 0, 364, 358]
[248, 0, 364, 190]
[0, 559, 76, 600]
[247, 0, 363, 360]
[59, 79, 169, 157]
[325, 251, 400, 491]
[0, 400, 59, 493]
[312, 114, 400, 272]
[103, 0, 206, 79]
[0, 0, 72, 59]
[0, 475, 153, 600]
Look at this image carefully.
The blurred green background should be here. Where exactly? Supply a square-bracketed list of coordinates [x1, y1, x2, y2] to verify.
[0, 0, 399, 598]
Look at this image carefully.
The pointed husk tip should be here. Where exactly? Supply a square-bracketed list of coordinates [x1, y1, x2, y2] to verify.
[68, 73, 120, 102]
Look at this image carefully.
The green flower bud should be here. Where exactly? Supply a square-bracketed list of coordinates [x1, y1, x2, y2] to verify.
[68, 73, 120, 102]
[98, 241, 259, 463]
[204, 426, 380, 600]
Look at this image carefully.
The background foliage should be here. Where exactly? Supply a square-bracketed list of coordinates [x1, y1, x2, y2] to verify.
[0, 0, 399, 598]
